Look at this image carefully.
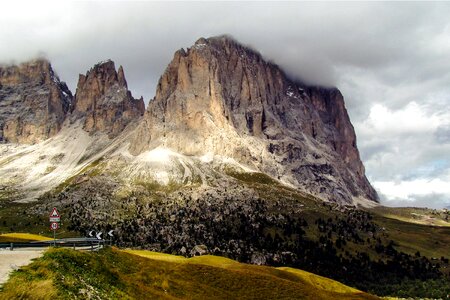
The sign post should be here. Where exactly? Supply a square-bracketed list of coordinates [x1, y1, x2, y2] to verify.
[49, 207, 60, 246]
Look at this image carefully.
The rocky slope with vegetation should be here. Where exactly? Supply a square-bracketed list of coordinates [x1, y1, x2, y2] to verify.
[29, 168, 448, 298]
[0, 36, 449, 298]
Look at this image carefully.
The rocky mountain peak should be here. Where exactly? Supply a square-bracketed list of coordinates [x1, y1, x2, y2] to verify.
[117, 65, 127, 88]
[0, 59, 50, 85]
[131, 35, 377, 204]
[72, 60, 145, 137]
[0, 59, 72, 144]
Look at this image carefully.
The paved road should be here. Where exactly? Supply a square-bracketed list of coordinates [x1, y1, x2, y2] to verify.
[0, 250, 43, 286]
[0, 238, 105, 286]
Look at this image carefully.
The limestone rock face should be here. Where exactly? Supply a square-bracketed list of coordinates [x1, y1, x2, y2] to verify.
[72, 60, 145, 137]
[131, 36, 377, 203]
[0, 59, 72, 144]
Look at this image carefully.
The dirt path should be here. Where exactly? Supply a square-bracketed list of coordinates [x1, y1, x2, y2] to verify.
[0, 250, 43, 286]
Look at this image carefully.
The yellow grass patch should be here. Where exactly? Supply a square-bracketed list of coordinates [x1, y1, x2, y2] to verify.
[382, 213, 450, 227]
[123, 249, 372, 299]
[123, 249, 187, 263]
[187, 255, 240, 268]
[0, 233, 52, 242]
[0, 279, 57, 300]
[1, 248, 378, 300]
[277, 267, 361, 294]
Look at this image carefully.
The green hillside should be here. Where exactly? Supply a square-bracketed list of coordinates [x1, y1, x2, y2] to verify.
[0, 247, 377, 300]
[370, 206, 450, 227]
[1, 165, 449, 298]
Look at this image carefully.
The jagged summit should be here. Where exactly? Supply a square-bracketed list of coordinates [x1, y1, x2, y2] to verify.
[198, 35, 262, 53]
[93, 58, 113, 66]
[131, 35, 377, 203]
[0, 38, 377, 205]
[72, 60, 145, 137]
[0, 59, 72, 143]
[0, 58, 145, 143]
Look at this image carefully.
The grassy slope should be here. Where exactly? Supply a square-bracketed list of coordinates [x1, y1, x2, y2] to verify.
[126, 249, 363, 295]
[370, 206, 450, 227]
[0, 166, 449, 297]
[0, 247, 377, 300]
[371, 213, 450, 259]
[267, 180, 450, 261]
[0, 198, 77, 239]
[2, 164, 448, 261]
[0, 232, 52, 242]
[249, 179, 450, 261]
[277, 267, 360, 294]
[0, 159, 104, 237]
[368, 206, 450, 259]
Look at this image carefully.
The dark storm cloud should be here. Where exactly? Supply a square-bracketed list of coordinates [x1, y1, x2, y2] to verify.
[1, 1, 450, 208]
[3, 2, 449, 102]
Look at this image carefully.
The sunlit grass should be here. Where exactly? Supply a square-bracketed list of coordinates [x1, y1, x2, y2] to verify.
[123, 248, 375, 299]
[0, 232, 52, 242]
[1, 247, 378, 300]
[370, 206, 450, 227]
[123, 249, 187, 263]
[124, 250, 241, 267]
[0, 252, 57, 300]
[277, 267, 361, 294]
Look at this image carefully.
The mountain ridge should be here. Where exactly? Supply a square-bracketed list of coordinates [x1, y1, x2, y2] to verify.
[1, 36, 449, 300]
[71, 59, 145, 137]
[0, 59, 72, 144]
[0, 35, 377, 205]
[131, 35, 377, 203]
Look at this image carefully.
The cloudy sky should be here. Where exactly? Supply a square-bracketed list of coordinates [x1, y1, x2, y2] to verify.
[1, 1, 450, 208]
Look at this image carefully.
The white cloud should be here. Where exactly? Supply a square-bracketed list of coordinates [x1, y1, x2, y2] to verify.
[355, 101, 450, 208]
[1, 1, 450, 208]
[374, 176, 450, 209]
[359, 102, 442, 136]
[374, 178, 450, 200]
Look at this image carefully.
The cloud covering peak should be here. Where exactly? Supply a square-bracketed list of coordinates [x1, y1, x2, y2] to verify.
[1, 1, 449, 208]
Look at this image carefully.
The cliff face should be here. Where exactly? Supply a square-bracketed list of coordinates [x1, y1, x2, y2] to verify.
[72, 60, 145, 137]
[0, 59, 72, 144]
[0, 39, 377, 204]
[131, 36, 377, 203]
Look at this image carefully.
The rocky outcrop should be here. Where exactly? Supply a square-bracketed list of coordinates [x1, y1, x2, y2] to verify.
[131, 36, 377, 203]
[72, 60, 145, 137]
[0, 59, 72, 144]
[0, 39, 376, 204]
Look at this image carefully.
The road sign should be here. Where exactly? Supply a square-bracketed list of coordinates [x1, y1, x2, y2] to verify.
[89, 230, 94, 237]
[50, 207, 60, 217]
[107, 230, 114, 237]
[96, 232, 102, 240]
[49, 207, 60, 222]
[50, 222, 59, 230]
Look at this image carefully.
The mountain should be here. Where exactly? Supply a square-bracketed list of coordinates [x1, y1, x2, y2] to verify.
[71, 60, 145, 137]
[131, 36, 377, 204]
[0, 59, 144, 145]
[0, 36, 448, 299]
[0, 60, 144, 202]
[0, 37, 376, 205]
[0, 59, 72, 144]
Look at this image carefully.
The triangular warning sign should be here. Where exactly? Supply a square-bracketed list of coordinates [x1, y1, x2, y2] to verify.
[50, 207, 60, 218]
